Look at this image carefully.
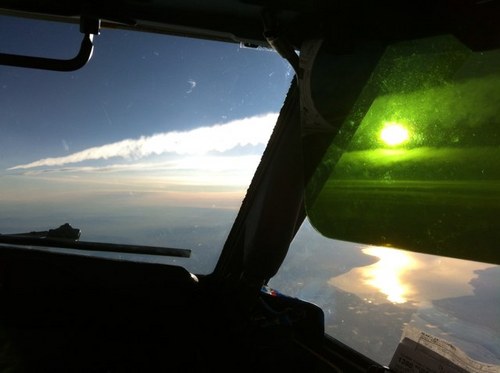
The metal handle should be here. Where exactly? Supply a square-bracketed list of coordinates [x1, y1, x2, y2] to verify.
[0, 16, 100, 72]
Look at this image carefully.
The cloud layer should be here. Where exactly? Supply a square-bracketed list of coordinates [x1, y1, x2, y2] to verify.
[8, 113, 277, 170]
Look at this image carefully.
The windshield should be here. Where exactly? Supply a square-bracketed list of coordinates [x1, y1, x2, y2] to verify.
[0, 15, 293, 274]
[270, 218, 500, 366]
[270, 33, 500, 367]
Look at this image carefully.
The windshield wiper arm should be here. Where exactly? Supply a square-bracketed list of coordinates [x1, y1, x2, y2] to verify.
[0, 223, 191, 258]
[10, 222, 82, 240]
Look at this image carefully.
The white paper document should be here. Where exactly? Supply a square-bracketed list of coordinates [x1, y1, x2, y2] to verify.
[389, 326, 500, 373]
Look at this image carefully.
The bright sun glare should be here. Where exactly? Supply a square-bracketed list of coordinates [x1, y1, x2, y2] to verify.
[380, 123, 410, 146]
[362, 247, 414, 304]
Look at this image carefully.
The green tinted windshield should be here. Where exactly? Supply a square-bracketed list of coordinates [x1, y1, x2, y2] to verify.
[305, 35, 500, 264]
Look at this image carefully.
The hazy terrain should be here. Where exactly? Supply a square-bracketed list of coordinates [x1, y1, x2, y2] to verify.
[269, 220, 500, 366]
[1, 203, 498, 367]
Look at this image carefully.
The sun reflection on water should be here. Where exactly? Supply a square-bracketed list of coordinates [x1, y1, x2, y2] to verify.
[328, 245, 495, 306]
[361, 247, 415, 304]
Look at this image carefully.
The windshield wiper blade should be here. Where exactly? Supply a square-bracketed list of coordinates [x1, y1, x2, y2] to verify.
[0, 223, 191, 258]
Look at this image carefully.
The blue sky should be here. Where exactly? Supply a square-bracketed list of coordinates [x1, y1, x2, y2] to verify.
[1, 15, 293, 169]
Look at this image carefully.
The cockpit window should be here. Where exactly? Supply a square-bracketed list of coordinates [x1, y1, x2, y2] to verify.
[0, 15, 293, 274]
[270, 34, 500, 367]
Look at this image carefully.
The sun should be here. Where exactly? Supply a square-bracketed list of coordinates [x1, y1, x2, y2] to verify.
[380, 123, 410, 146]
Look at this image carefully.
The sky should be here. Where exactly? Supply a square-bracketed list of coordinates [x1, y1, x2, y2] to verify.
[0, 15, 293, 258]
[0, 15, 293, 166]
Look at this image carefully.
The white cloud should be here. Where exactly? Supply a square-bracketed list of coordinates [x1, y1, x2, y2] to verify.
[186, 79, 197, 93]
[8, 113, 277, 170]
[19, 155, 262, 176]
